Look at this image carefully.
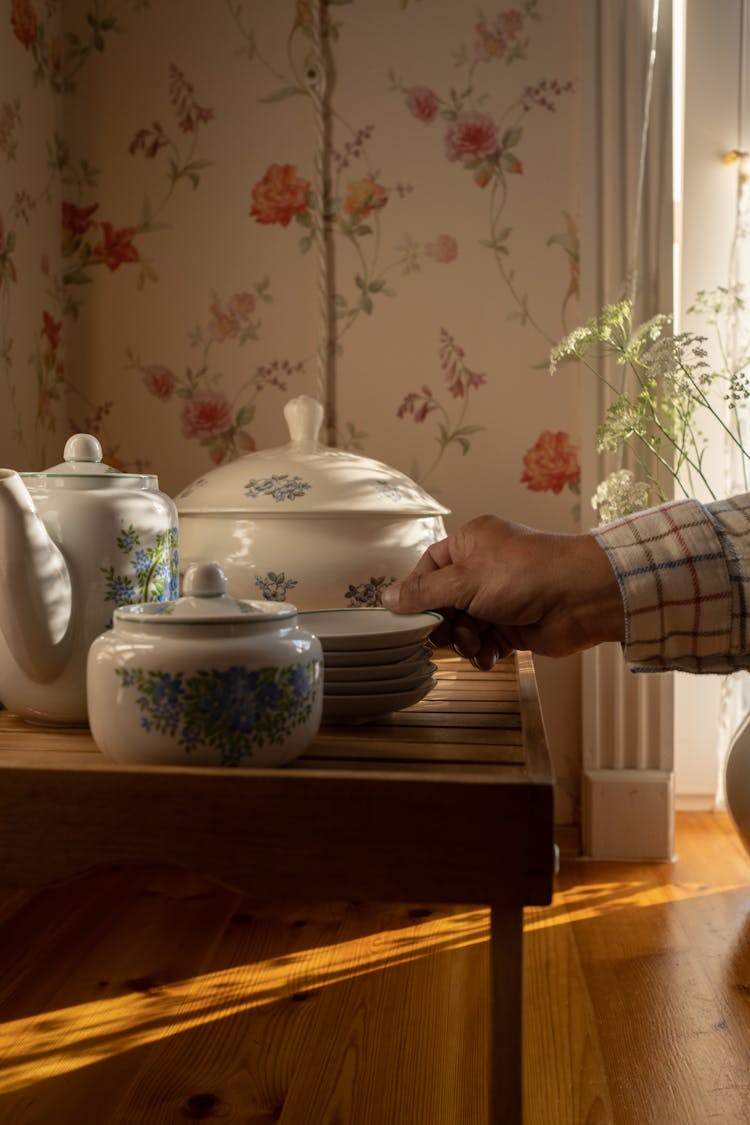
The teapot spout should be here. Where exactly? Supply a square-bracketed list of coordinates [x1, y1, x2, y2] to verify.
[0, 469, 73, 683]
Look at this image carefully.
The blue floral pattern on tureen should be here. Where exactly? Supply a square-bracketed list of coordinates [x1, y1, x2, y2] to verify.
[115, 661, 319, 766]
[244, 474, 311, 502]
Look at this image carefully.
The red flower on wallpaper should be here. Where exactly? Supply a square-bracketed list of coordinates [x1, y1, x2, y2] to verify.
[92, 222, 140, 270]
[181, 392, 233, 439]
[521, 431, 580, 494]
[344, 177, 388, 219]
[41, 310, 62, 351]
[142, 365, 176, 401]
[444, 110, 499, 164]
[169, 64, 215, 133]
[405, 87, 440, 124]
[250, 164, 310, 227]
[62, 200, 99, 240]
[11, 0, 37, 49]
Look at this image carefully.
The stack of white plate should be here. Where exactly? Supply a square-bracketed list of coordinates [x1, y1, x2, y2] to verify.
[297, 608, 441, 722]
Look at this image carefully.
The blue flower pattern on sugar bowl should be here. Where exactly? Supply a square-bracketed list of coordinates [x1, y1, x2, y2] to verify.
[255, 571, 299, 601]
[87, 561, 324, 768]
[115, 662, 319, 767]
[244, 474, 311, 502]
[345, 576, 396, 607]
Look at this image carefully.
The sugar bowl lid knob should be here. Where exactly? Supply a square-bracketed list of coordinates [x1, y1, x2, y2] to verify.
[182, 562, 228, 598]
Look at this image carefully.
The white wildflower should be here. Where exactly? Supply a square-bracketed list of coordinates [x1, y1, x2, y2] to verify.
[591, 469, 651, 524]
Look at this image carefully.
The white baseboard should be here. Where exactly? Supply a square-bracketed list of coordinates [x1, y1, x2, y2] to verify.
[582, 768, 675, 861]
[674, 793, 717, 812]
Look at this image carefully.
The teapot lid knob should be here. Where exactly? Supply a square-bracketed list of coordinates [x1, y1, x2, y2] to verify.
[64, 433, 103, 464]
[182, 562, 228, 598]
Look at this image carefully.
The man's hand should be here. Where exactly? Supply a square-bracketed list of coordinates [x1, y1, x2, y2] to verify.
[381, 514, 625, 668]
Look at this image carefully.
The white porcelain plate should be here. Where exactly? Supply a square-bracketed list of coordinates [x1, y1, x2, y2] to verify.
[323, 648, 433, 682]
[321, 678, 436, 723]
[298, 608, 442, 650]
[323, 664, 436, 697]
[322, 641, 432, 668]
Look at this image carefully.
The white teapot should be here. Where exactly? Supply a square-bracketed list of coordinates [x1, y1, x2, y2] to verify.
[0, 434, 178, 725]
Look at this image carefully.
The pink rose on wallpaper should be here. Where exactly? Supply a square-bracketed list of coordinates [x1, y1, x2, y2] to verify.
[444, 111, 498, 164]
[92, 222, 140, 270]
[208, 291, 257, 341]
[425, 234, 458, 263]
[521, 431, 580, 494]
[344, 178, 388, 219]
[143, 365, 176, 401]
[11, 0, 37, 49]
[62, 200, 98, 240]
[405, 87, 440, 124]
[181, 392, 233, 439]
[250, 164, 310, 227]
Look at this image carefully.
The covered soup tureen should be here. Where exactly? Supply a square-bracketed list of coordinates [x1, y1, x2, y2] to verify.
[175, 396, 449, 609]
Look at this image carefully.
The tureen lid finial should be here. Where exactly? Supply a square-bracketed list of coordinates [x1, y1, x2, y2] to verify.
[283, 396, 324, 450]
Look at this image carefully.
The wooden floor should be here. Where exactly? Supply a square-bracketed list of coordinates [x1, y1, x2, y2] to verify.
[0, 812, 748, 1123]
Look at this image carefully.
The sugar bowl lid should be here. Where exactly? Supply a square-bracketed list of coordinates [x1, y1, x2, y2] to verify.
[113, 562, 298, 625]
[175, 395, 450, 517]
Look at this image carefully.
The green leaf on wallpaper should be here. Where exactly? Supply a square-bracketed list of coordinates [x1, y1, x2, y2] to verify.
[502, 127, 522, 148]
[63, 270, 93, 286]
[236, 404, 255, 427]
[360, 294, 374, 315]
[299, 236, 312, 253]
[260, 86, 306, 104]
[368, 279, 386, 293]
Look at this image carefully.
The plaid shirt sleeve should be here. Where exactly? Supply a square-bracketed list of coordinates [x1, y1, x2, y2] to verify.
[591, 494, 750, 673]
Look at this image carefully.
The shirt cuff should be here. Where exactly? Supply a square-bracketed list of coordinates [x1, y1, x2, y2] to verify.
[591, 498, 733, 671]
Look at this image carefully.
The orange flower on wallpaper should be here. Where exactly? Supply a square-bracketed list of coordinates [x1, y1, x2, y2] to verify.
[250, 164, 310, 227]
[521, 430, 580, 494]
[92, 222, 140, 271]
[344, 178, 388, 219]
[10, 0, 37, 49]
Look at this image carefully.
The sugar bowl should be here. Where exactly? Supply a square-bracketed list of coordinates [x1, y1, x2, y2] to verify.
[87, 562, 323, 767]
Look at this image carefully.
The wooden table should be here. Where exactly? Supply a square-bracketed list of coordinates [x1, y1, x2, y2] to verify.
[0, 651, 555, 1124]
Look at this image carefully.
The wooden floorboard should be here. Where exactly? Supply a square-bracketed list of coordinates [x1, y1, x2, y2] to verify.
[0, 813, 748, 1122]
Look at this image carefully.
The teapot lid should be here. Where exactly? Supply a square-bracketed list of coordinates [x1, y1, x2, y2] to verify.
[23, 434, 159, 490]
[114, 562, 298, 626]
[175, 396, 450, 517]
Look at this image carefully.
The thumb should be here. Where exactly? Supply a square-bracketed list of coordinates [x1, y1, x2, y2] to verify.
[382, 567, 460, 614]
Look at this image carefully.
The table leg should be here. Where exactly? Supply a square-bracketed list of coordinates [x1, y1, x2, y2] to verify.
[489, 901, 524, 1125]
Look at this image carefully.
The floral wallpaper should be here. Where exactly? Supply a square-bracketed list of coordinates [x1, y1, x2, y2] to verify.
[1, 0, 583, 822]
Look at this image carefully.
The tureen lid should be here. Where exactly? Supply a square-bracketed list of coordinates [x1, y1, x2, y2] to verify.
[22, 434, 159, 490]
[175, 396, 450, 517]
[114, 562, 298, 625]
